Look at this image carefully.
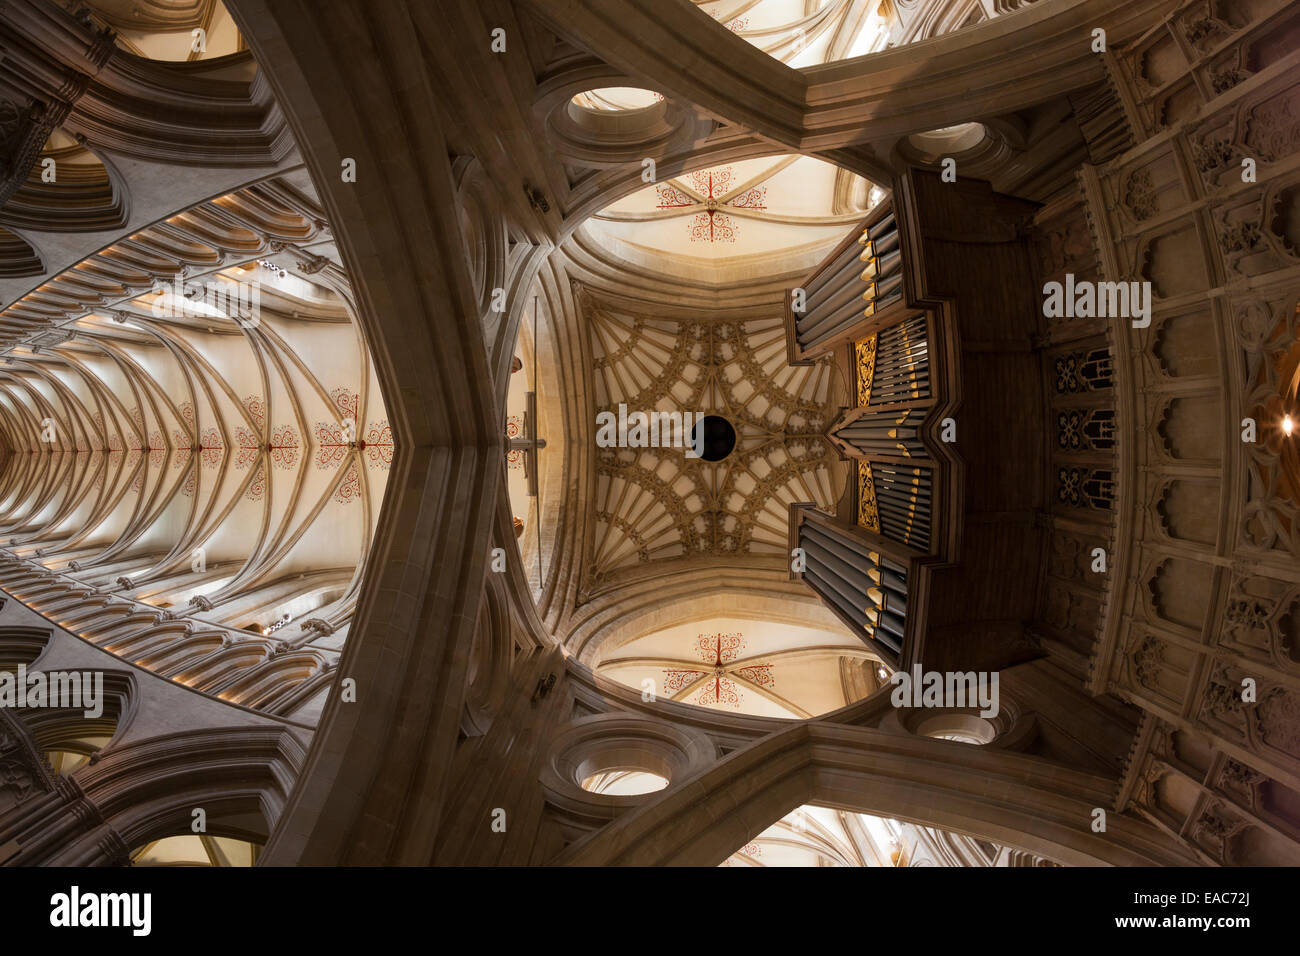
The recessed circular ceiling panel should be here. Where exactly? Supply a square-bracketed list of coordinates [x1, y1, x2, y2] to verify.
[692, 414, 736, 462]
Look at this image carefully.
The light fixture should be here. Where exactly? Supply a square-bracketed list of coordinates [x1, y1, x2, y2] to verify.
[257, 258, 289, 279]
[1284, 414, 1295, 437]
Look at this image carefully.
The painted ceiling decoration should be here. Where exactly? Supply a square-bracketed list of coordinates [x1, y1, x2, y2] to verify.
[591, 155, 878, 266]
[504, 303, 556, 574]
[506, 414, 526, 470]
[661, 631, 774, 708]
[594, 617, 877, 718]
[655, 166, 768, 243]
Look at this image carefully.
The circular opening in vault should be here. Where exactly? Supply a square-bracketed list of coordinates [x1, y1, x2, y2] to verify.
[691, 415, 736, 462]
[907, 122, 986, 155]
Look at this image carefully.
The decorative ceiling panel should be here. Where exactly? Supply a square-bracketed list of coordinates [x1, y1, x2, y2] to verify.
[585, 291, 846, 581]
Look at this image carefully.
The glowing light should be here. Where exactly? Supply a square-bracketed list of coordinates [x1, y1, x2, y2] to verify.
[1284, 415, 1295, 437]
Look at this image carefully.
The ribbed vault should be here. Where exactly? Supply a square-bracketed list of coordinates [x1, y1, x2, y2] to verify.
[3, 0, 1288, 873]
[587, 296, 845, 578]
[0, 171, 391, 720]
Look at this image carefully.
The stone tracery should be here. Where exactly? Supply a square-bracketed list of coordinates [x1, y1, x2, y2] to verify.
[588, 297, 844, 579]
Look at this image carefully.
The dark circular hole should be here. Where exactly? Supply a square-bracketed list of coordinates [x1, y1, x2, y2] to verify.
[691, 415, 736, 462]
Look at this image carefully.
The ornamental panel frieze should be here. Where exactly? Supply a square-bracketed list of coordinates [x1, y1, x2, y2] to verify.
[1198, 664, 1300, 772]
[1189, 801, 1252, 864]
[1138, 218, 1215, 300]
[0, 708, 54, 810]
[1182, 43, 1300, 190]
[1045, 529, 1111, 586]
[1217, 572, 1300, 675]
[586, 300, 845, 578]
[1146, 301, 1220, 382]
[1122, 630, 1194, 708]
[1234, 292, 1300, 558]
[1215, 756, 1268, 811]
[1097, 147, 1188, 232]
[1027, 196, 1098, 292]
[1149, 390, 1224, 466]
[1139, 552, 1219, 636]
[1048, 343, 1114, 396]
[1150, 477, 1220, 549]
[1209, 179, 1300, 279]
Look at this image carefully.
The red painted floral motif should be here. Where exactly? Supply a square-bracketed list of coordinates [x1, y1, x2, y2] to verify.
[332, 460, 361, 505]
[697, 631, 745, 663]
[148, 430, 165, 468]
[179, 401, 195, 429]
[660, 632, 774, 709]
[269, 425, 299, 470]
[698, 678, 741, 707]
[655, 166, 766, 243]
[662, 669, 706, 694]
[314, 421, 349, 469]
[688, 167, 734, 197]
[734, 663, 775, 689]
[330, 386, 359, 425]
[506, 414, 524, 470]
[243, 395, 266, 429]
[727, 185, 768, 209]
[719, 842, 762, 866]
[182, 469, 197, 498]
[199, 428, 224, 469]
[362, 421, 393, 470]
[243, 466, 266, 502]
[235, 427, 259, 469]
[172, 431, 191, 469]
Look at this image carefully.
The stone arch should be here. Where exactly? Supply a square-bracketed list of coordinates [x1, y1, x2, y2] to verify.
[463, 575, 513, 736]
[557, 723, 1200, 866]
[31, 726, 299, 866]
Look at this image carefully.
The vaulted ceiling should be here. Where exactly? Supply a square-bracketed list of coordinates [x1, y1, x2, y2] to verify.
[4, 0, 1279, 872]
[587, 155, 877, 264]
[0, 156, 390, 718]
[587, 298, 845, 579]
